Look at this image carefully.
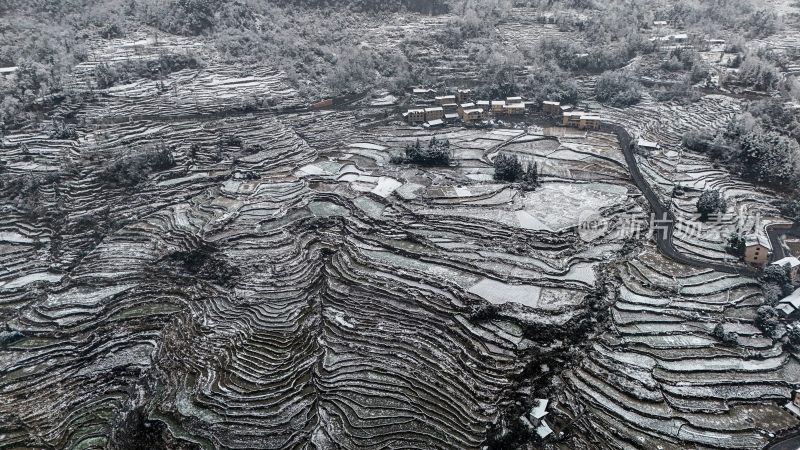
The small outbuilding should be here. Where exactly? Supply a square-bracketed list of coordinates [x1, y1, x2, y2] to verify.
[771, 256, 800, 283]
[777, 288, 800, 317]
[0, 66, 17, 78]
[424, 119, 444, 128]
[637, 138, 661, 151]
[785, 388, 800, 418]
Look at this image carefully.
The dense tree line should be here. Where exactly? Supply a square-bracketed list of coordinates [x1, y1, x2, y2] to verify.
[93, 53, 202, 89]
[522, 63, 580, 106]
[696, 189, 726, 221]
[0, 0, 791, 129]
[393, 137, 451, 166]
[494, 153, 540, 190]
[99, 144, 176, 188]
[683, 103, 800, 191]
[595, 71, 643, 107]
[0, 172, 60, 219]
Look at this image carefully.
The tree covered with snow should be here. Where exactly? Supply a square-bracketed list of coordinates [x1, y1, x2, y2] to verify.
[696, 189, 726, 221]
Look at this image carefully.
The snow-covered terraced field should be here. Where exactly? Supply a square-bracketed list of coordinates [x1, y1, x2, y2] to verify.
[554, 244, 799, 449]
[602, 96, 785, 264]
[0, 107, 655, 448]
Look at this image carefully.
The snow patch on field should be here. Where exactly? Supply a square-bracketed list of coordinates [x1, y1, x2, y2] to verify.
[0, 232, 36, 244]
[349, 143, 387, 151]
[1, 272, 63, 289]
[44, 284, 134, 308]
[468, 278, 541, 308]
[371, 177, 402, 198]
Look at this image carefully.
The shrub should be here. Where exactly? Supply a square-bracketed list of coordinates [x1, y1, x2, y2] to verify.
[99, 145, 176, 188]
[779, 198, 800, 225]
[761, 264, 791, 286]
[739, 53, 781, 91]
[696, 189, 727, 221]
[738, 129, 800, 187]
[712, 322, 739, 345]
[94, 53, 202, 89]
[50, 119, 77, 139]
[494, 153, 524, 182]
[404, 137, 450, 166]
[755, 305, 780, 336]
[595, 71, 642, 107]
[763, 283, 784, 305]
[725, 233, 746, 257]
[522, 161, 540, 191]
[654, 79, 701, 103]
[469, 303, 499, 321]
[788, 323, 800, 347]
[682, 130, 716, 152]
[0, 172, 59, 218]
[523, 63, 580, 106]
[168, 244, 240, 287]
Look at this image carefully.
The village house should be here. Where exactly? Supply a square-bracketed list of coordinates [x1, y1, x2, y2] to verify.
[442, 103, 459, 114]
[505, 103, 526, 115]
[443, 112, 459, 122]
[491, 100, 506, 114]
[435, 95, 457, 106]
[744, 233, 772, 267]
[637, 138, 661, 151]
[507, 96, 523, 104]
[562, 111, 583, 128]
[403, 108, 426, 124]
[579, 115, 602, 130]
[0, 66, 18, 78]
[424, 119, 444, 129]
[777, 288, 800, 317]
[673, 33, 689, 43]
[424, 106, 444, 122]
[476, 100, 491, 111]
[456, 89, 472, 103]
[311, 98, 333, 109]
[461, 108, 486, 123]
[787, 389, 800, 417]
[458, 102, 476, 116]
[543, 101, 561, 115]
[413, 88, 436, 99]
[771, 256, 800, 283]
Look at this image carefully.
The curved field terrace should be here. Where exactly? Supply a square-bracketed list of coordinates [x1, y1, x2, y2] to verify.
[2, 1, 800, 449]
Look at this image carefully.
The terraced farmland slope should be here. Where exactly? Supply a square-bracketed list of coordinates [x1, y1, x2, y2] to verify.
[2, 13, 800, 449]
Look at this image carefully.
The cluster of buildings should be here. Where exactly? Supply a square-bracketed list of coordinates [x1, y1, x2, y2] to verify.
[403, 89, 530, 127]
[402, 91, 603, 130]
